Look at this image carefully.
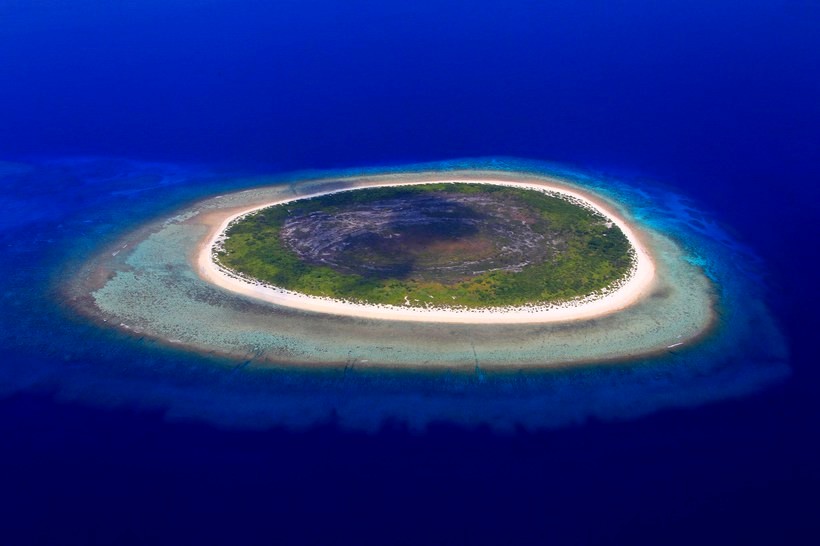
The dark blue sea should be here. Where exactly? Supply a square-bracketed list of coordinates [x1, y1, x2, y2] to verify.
[1, 1, 818, 544]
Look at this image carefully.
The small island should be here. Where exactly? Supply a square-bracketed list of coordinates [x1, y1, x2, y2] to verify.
[199, 177, 656, 323]
[216, 183, 634, 309]
[76, 166, 716, 367]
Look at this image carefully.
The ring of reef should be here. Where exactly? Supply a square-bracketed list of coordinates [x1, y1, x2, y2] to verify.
[213, 182, 638, 310]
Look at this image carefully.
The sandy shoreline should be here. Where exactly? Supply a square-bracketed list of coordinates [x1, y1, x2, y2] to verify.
[195, 175, 656, 324]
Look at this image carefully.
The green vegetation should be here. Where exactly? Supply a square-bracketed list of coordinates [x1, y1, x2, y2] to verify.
[216, 183, 634, 308]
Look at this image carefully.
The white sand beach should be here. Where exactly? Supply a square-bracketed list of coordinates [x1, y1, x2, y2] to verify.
[195, 176, 656, 324]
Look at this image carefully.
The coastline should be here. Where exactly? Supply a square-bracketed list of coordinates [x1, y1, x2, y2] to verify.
[70, 164, 719, 369]
[196, 175, 657, 324]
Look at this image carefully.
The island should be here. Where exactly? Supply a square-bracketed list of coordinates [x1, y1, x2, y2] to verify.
[74, 167, 714, 368]
[200, 178, 655, 323]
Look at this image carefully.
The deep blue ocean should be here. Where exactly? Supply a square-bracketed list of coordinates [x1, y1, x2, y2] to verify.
[1, 1, 818, 544]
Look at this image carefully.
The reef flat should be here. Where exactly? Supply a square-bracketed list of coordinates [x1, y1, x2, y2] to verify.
[71, 167, 715, 369]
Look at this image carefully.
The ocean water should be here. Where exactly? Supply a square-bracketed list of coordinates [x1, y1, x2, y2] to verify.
[1, 1, 818, 545]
